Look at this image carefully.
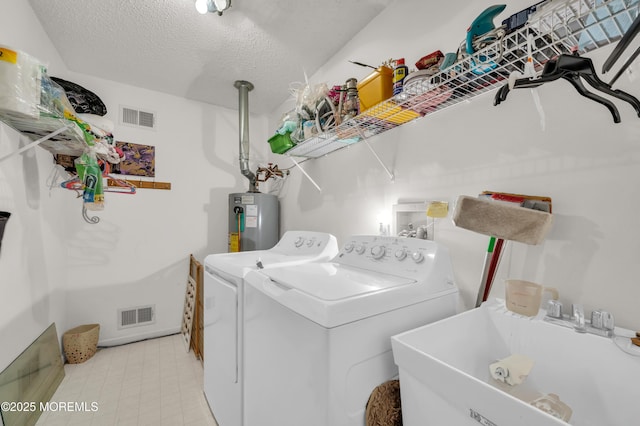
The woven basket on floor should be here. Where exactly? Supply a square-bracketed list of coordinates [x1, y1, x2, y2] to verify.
[365, 379, 403, 426]
[63, 324, 100, 364]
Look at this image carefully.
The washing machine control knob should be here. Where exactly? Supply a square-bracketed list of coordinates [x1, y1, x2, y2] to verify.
[355, 245, 366, 255]
[411, 251, 425, 263]
[294, 237, 305, 248]
[394, 249, 407, 260]
[370, 245, 386, 259]
[306, 238, 316, 247]
[343, 243, 354, 253]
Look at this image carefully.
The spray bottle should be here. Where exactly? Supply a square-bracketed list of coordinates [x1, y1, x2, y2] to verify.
[392, 58, 408, 96]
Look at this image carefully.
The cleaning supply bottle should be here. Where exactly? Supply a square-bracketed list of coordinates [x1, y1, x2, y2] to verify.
[77, 150, 104, 211]
[392, 58, 408, 96]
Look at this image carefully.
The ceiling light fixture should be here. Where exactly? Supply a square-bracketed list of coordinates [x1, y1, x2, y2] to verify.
[195, 0, 231, 16]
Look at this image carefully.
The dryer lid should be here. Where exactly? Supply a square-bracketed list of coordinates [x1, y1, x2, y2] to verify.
[205, 251, 317, 279]
[204, 231, 339, 279]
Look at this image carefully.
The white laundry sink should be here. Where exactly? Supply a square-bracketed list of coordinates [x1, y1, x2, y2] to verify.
[391, 299, 640, 426]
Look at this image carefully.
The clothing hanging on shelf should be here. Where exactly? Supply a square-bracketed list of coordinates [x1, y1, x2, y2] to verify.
[494, 53, 640, 123]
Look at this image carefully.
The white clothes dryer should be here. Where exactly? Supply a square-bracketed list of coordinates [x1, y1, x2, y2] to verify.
[243, 235, 459, 426]
[203, 231, 339, 426]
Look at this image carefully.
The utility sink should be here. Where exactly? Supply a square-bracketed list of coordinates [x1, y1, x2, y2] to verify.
[391, 299, 640, 426]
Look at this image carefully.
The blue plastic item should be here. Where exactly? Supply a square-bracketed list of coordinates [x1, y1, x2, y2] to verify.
[466, 4, 506, 54]
[440, 52, 458, 71]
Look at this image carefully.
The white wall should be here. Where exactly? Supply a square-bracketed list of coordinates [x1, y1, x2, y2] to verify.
[61, 76, 269, 346]
[269, 0, 640, 329]
[0, 0, 70, 371]
[0, 1, 271, 360]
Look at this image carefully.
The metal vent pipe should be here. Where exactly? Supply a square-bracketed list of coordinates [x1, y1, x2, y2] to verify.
[234, 80, 257, 193]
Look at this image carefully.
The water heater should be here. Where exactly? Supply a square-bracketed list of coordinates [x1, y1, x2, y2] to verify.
[228, 192, 279, 252]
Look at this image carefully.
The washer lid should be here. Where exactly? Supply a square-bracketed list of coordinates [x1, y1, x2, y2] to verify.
[261, 263, 415, 301]
[246, 263, 457, 328]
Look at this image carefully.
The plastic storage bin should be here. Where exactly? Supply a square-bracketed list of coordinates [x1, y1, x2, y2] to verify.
[268, 132, 294, 154]
[63, 324, 100, 364]
[357, 66, 393, 113]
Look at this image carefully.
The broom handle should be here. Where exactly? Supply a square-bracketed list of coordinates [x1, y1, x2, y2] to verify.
[475, 237, 496, 307]
[482, 238, 505, 302]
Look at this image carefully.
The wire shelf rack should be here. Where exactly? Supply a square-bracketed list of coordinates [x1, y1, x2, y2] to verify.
[286, 0, 639, 159]
[0, 111, 89, 156]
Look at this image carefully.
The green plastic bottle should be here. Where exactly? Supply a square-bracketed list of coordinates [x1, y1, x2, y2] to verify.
[80, 151, 104, 211]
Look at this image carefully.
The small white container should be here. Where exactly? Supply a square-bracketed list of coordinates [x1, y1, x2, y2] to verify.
[530, 393, 573, 422]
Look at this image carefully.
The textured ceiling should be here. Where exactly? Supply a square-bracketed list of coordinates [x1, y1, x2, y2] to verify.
[28, 0, 393, 114]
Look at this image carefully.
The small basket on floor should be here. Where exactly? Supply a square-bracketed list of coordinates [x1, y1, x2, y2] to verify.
[63, 324, 100, 364]
[365, 379, 403, 426]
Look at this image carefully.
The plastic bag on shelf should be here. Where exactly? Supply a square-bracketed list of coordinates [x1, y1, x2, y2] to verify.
[0, 45, 43, 118]
[289, 80, 330, 120]
[39, 73, 76, 119]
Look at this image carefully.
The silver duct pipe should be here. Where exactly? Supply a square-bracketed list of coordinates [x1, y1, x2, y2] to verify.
[234, 80, 257, 193]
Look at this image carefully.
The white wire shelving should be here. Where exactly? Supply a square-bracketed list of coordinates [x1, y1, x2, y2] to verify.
[0, 111, 89, 160]
[285, 0, 640, 159]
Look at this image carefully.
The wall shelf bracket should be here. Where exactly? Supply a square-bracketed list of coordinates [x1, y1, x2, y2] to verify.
[289, 156, 322, 192]
[363, 139, 394, 182]
[0, 126, 67, 163]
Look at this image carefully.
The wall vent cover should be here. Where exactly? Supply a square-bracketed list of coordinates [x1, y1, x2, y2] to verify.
[118, 305, 156, 329]
[120, 106, 156, 130]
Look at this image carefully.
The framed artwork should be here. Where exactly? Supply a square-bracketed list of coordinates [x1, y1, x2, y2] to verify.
[112, 141, 155, 177]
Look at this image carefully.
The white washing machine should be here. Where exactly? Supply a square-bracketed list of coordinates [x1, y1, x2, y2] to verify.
[242, 235, 459, 426]
[203, 231, 339, 426]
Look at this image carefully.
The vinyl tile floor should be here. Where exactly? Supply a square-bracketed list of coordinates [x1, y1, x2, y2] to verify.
[36, 334, 218, 426]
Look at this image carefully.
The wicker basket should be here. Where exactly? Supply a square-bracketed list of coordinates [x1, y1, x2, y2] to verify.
[62, 324, 100, 364]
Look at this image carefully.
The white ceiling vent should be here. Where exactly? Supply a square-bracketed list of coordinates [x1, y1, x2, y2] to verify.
[120, 106, 156, 130]
[118, 305, 156, 329]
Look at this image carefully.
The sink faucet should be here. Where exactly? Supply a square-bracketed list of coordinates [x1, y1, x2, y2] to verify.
[572, 304, 587, 333]
[544, 301, 615, 338]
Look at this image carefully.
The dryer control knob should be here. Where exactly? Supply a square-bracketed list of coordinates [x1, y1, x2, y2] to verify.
[394, 249, 407, 260]
[355, 245, 366, 255]
[370, 245, 386, 259]
[306, 238, 316, 247]
[411, 251, 425, 263]
[294, 237, 305, 248]
[344, 243, 354, 253]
